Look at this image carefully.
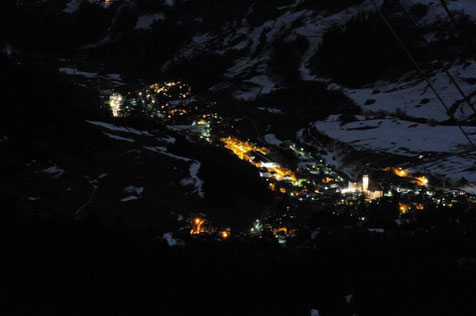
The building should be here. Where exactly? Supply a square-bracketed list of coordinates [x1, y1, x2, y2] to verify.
[342, 174, 383, 200]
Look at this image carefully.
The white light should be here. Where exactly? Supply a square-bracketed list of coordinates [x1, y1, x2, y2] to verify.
[261, 162, 278, 168]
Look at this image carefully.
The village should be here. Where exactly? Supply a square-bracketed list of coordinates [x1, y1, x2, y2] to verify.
[104, 81, 476, 245]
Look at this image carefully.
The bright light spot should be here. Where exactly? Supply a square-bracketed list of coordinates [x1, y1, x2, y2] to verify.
[413, 176, 428, 186]
[399, 203, 410, 214]
[190, 217, 205, 235]
[385, 167, 409, 178]
[109, 93, 123, 117]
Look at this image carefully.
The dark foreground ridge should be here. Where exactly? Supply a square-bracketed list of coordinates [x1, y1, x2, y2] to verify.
[4, 197, 476, 316]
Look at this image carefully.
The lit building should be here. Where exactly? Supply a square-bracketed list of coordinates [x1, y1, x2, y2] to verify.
[362, 175, 369, 193]
[342, 174, 383, 200]
[109, 93, 123, 117]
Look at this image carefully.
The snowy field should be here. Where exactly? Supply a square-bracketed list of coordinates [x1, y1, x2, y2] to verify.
[312, 115, 476, 156]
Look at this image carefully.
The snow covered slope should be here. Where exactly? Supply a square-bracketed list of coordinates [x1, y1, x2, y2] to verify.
[341, 62, 476, 122]
[312, 115, 476, 156]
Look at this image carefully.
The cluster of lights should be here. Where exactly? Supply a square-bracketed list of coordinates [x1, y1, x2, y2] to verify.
[220, 136, 269, 160]
[385, 167, 428, 187]
[399, 202, 426, 214]
[190, 217, 230, 238]
[220, 137, 297, 183]
[111, 81, 194, 119]
[399, 203, 410, 214]
[108, 93, 123, 117]
[190, 217, 205, 235]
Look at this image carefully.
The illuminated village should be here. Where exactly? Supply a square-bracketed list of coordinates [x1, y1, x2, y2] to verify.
[104, 82, 476, 245]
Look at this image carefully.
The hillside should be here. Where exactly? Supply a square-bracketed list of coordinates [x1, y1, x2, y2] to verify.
[2, 0, 475, 219]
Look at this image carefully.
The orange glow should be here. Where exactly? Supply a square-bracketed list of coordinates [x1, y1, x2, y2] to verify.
[399, 203, 410, 214]
[220, 137, 269, 160]
[416, 204, 424, 210]
[273, 227, 288, 235]
[269, 183, 276, 191]
[220, 137, 297, 182]
[169, 109, 187, 115]
[279, 188, 287, 194]
[220, 231, 229, 238]
[190, 217, 205, 235]
[386, 167, 409, 178]
[322, 177, 333, 183]
[413, 176, 428, 186]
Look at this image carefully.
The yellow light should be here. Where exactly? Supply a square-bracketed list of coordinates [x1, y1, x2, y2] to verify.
[191, 217, 205, 235]
[220, 137, 297, 183]
[220, 231, 229, 238]
[399, 203, 410, 214]
[220, 136, 269, 160]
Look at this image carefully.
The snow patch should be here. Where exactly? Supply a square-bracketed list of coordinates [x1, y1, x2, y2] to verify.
[257, 107, 283, 114]
[63, 0, 83, 14]
[461, 183, 476, 195]
[124, 185, 144, 196]
[121, 195, 139, 202]
[162, 233, 184, 247]
[59, 67, 98, 78]
[264, 134, 283, 146]
[86, 120, 153, 136]
[135, 13, 165, 30]
[368, 228, 385, 233]
[158, 136, 176, 144]
[42, 165, 65, 179]
[104, 132, 135, 142]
